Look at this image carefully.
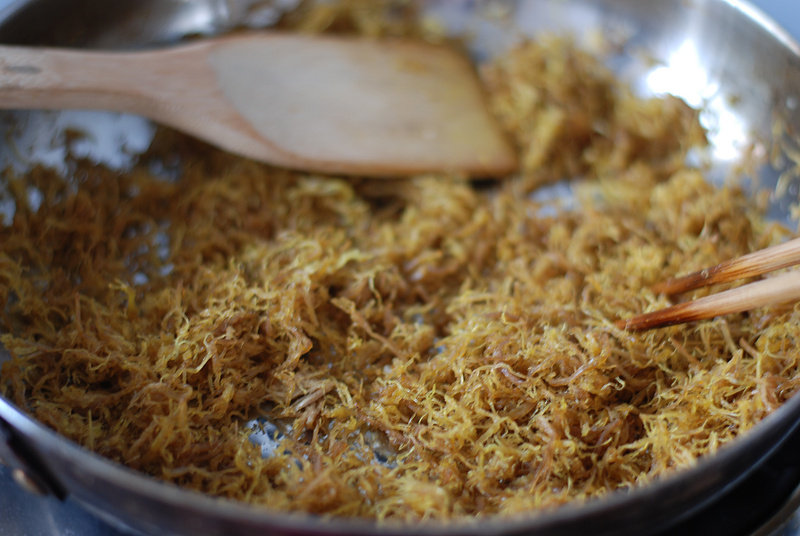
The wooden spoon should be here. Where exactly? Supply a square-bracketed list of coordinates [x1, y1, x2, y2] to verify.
[0, 33, 517, 178]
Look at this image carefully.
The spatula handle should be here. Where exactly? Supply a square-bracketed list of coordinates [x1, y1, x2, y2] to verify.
[0, 45, 150, 112]
[0, 42, 266, 159]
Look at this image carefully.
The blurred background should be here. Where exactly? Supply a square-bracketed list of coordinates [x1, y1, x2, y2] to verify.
[754, 0, 799, 39]
[759, 0, 797, 34]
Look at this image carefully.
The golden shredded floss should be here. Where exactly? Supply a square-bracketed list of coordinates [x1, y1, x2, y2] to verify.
[1, 2, 800, 523]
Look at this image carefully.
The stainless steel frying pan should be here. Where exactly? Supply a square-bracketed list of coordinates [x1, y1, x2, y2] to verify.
[2, 1, 800, 535]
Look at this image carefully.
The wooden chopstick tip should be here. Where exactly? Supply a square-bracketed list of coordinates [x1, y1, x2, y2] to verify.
[615, 301, 699, 331]
[619, 237, 800, 331]
[614, 318, 631, 330]
[651, 267, 719, 296]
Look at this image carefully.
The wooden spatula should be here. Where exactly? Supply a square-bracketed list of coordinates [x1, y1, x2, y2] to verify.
[0, 33, 517, 178]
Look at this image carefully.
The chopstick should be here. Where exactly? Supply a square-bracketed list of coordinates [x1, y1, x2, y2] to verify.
[652, 237, 800, 294]
[617, 237, 800, 331]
